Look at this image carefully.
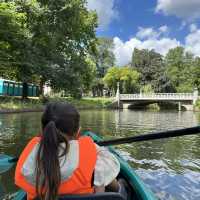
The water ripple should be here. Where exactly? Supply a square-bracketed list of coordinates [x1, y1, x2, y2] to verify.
[0, 110, 200, 200]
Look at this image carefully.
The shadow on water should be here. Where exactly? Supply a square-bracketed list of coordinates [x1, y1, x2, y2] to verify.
[0, 110, 200, 200]
[0, 112, 42, 199]
[0, 180, 5, 199]
[81, 110, 200, 200]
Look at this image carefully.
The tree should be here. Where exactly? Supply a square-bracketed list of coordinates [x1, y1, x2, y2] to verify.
[193, 57, 200, 91]
[165, 47, 194, 92]
[91, 37, 115, 96]
[131, 48, 170, 92]
[103, 67, 140, 95]
[120, 67, 140, 93]
[0, 0, 98, 98]
[103, 67, 120, 94]
[51, 55, 97, 98]
[81, 57, 97, 94]
[0, 1, 39, 98]
[31, 0, 98, 97]
[140, 84, 154, 94]
[95, 38, 115, 77]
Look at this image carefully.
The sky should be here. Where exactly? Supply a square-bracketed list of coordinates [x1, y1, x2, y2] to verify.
[86, 0, 200, 66]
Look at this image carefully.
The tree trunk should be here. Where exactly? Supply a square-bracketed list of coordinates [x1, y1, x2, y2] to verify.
[39, 77, 45, 97]
[92, 87, 96, 97]
[22, 82, 28, 99]
[98, 84, 104, 96]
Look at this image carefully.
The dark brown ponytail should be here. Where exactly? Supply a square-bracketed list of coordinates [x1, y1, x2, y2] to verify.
[36, 102, 80, 200]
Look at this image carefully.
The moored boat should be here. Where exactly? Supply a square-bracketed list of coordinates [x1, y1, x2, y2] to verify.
[13, 131, 158, 200]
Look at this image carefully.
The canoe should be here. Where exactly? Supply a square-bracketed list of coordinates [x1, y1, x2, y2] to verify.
[13, 131, 158, 200]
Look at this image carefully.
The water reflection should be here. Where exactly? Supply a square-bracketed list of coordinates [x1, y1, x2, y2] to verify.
[136, 169, 200, 200]
[0, 110, 199, 200]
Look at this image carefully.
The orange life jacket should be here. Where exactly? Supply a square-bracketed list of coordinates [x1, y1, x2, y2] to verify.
[15, 136, 97, 200]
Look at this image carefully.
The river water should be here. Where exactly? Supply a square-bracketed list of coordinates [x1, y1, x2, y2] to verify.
[0, 110, 199, 200]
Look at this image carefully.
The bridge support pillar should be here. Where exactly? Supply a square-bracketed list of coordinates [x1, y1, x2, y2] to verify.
[116, 82, 120, 109]
[122, 103, 131, 109]
[178, 102, 181, 111]
[193, 88, 198, 105]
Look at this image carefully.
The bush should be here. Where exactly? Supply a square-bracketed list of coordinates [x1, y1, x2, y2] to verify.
[195, 99, 200, 109]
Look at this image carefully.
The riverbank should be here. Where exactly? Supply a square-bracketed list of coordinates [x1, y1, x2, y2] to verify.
[195, 99, 200, 111]
[1, 96, 200, 113]
[0, 96, 113, 113]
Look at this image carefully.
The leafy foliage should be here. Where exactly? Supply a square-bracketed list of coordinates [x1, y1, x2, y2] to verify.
[90, 37, 115, 97]
[193, 57, 200, 91]
[103, 67, 140, 94]
[131, 48, 171, 92]
[140, 84, 154, 94]
[95, 38, 115, 78]
[165, 47, 195, 92]
[0, 0, 97, 98]
[1, 0, 199, 98]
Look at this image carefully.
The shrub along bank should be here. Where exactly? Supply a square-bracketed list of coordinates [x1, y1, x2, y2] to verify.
[0, 96, 113, 113]
[195, 99, 200, 111]
[1, 96, 199, 113]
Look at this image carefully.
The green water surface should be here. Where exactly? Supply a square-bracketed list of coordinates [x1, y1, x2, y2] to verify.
[0, 110, 199, 200]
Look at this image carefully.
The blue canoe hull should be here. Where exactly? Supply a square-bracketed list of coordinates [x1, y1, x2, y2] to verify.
[13, 131, 157, 200]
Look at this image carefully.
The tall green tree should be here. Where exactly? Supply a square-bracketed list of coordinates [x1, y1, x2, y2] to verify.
[165, 47, 194, 92]
[103, 67, 120, 93]
[131, 48, 171, 92]
[193, 57, 200, 91]
[96, 38, 115, 77]
[0, 1, 38, 98]
[0, 0, 98, 98]
[91, 37, 115, 96]
[103, 66, 140, 95]
[120, 67, 140, 93]
[20, 0, 97, 97]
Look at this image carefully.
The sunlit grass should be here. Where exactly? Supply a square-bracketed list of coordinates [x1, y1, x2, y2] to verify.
[195, 99, 200, 110]
[0, 96, 43, 111]
[48, 96, 113, 109]
[0, 96, 114, 111]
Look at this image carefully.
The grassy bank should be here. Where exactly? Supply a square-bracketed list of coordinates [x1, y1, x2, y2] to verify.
[0, 96, 113, 113]
[64, 97, 113, 109]
[195, 99, 200, 111]
[0, 96, 44, 113]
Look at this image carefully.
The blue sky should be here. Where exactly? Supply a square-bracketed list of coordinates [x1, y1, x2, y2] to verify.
[87, 0, 200, 66]
[97, 0, 185, 41]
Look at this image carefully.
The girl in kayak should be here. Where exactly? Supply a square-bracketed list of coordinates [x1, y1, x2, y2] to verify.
[15, 102, 120, 200]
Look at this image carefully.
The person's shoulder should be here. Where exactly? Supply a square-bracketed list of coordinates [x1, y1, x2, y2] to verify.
[95, 144, 119, 163]
[78, 136, 96, 146]
[78, 135, 93, 141]
[94, 145, 120, 186]
[19, 136, 41, 157]
[25, 136, 41, 146]
[31, 136, 41, 142]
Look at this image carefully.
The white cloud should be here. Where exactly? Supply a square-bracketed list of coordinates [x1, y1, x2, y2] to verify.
[113, 37, 142, 66]
[185, 28, 200, 57]
[114, 24, 200, 66]
[156, 0, 200, 21]
[87, 0, 118, 29]
[136, 27, 159, 39]
[159, 25, 169, 33]
[113, 37, 180, 66]
[136, 25, 169, 40]
[113, 26, 179, 66]
[189, 24, 197, 32]
[140, 38, 180, 55]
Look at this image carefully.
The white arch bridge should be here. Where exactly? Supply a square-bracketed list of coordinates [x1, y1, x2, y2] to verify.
[115, 90, 199, 110]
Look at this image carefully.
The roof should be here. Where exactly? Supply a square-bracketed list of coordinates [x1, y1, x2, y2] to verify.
[0, 78, 38, 86]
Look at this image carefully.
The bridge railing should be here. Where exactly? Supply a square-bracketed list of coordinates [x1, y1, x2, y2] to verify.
[119, 93, 194, 100]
